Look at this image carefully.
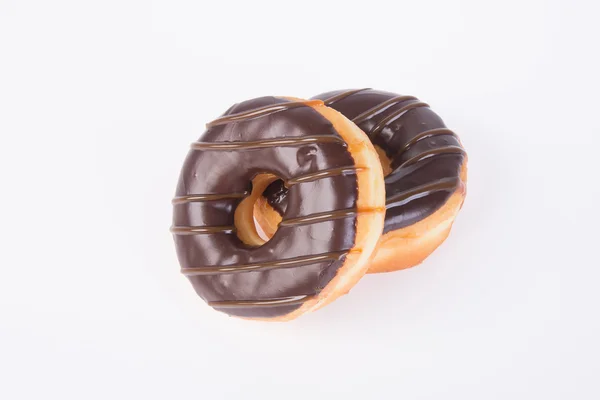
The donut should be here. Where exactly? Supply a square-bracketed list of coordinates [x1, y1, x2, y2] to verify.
[255, 89, 467, 273]
[171, 96, 385, 320]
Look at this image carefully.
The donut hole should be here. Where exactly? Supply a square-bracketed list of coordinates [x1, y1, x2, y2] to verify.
[233, 173, 285, 247]
[253, 179, 287, 242]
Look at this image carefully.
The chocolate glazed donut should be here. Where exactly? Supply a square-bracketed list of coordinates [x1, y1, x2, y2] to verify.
[172, 96, 385, 319]
[260, 89, 467, 273]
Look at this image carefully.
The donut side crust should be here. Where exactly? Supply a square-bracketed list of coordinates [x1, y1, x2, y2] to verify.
[367, 159, 467, 273]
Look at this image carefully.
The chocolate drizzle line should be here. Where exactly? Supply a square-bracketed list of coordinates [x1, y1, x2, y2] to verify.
[171, 225, 236, 235]
[386, 177, 461, 209]
[191, 135, 345, 150]
[280, 208, 358, 227]
[352, 95, 418, 125]
[397, 128, 458, 157]
[323, 88, 371, 106]
[286, 166, 362, 185]
[208, 295, 313, 309]
[368, 102, 430, 137]
[206, 100, 324, 127]
[181, 251, 349, 276]
[396, 146, 466, 169]
[172, 192, 249, 204]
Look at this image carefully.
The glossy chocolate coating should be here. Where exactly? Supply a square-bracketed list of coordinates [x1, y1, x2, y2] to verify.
[172, 97, 360, 318]
[265, 89, 465, 234]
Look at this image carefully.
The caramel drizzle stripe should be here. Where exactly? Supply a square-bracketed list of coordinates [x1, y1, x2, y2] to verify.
[323, 88, 371, 105]
[395, 128, 458, 159]
[352, 95, 418, 125]
[206, 100, 324, 127]
[386, 177, 461, 209]
[191, 135, 345, 150]
[286, 166, 363, 185]
[172, 192, 249, 204]
[397, 146, 466, 169]
[181, 251, 349, 276]
[368, 102, 430, 137]
[279, 208, 358, 227]
[170, 225, 236, 235]
[208, 295, 314, 309]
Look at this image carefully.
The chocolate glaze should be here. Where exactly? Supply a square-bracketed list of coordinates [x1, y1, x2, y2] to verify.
[172, 97, 360, 318]
[265, 89, 466, 234]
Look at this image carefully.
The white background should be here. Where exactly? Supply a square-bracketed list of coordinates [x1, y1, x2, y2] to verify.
[1, 1, 599, 399]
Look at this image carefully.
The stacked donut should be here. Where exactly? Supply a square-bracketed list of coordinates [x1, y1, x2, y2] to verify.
[172, 89, 467, 321]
